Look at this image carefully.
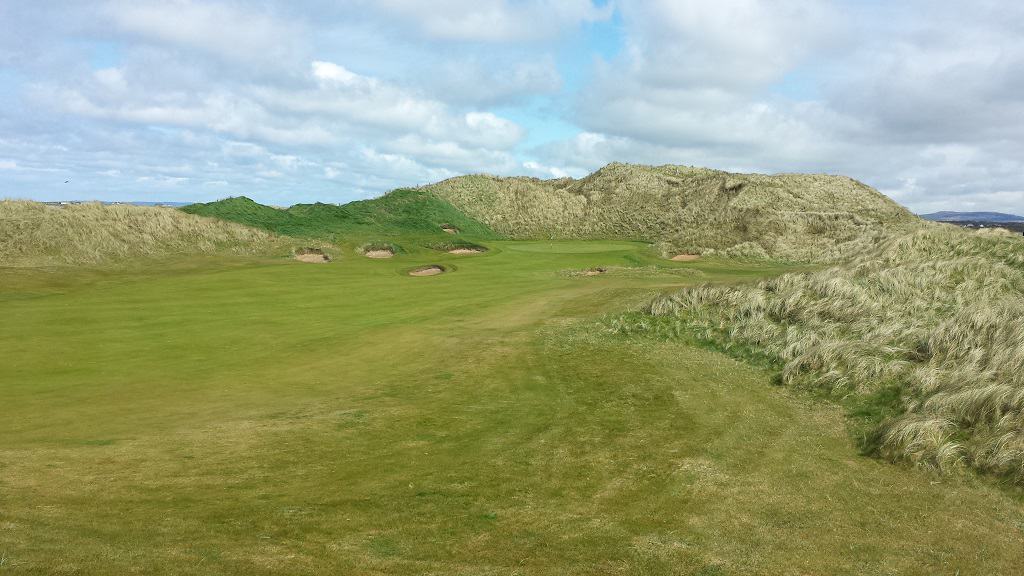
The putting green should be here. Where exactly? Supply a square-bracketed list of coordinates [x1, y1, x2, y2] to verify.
[1, 241, 1022, 575]
[496, 240, 643, 253]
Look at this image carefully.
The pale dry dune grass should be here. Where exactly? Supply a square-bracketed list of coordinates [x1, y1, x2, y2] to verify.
[619, 223, 1024, 482]
[426, 162, 918, 262]
[0, 200, 302, 266]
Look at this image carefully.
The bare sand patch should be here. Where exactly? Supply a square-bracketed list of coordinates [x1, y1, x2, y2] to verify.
[441, 225, 459, 234]
[447, 248, 484, 255]
[364, 249, 394, 259]
[294, 248, 330, 263]
[409, 265, 445, 276]
[584, 267, 608, 276]
[671, 254, 701, 262]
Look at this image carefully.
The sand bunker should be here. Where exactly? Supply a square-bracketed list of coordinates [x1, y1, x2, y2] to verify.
[584, 267, 608, 276]
[671, 254, 701, 262]
[294, 248, 330, 263]
[409, 265, 445, 276]
[441, 225, 459, 234]
[364, 249, 394, 259]
[447, 248, 484, 255]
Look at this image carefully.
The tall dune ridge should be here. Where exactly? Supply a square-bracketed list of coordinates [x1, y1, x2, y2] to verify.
[425, 162, 919, 262]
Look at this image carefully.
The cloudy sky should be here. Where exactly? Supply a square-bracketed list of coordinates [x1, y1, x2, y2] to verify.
[1, 1, 1022, 213]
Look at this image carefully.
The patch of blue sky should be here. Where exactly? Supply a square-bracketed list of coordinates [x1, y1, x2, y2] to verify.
[495, 98, 579, 151]
[559, 7, 624, 94]
[771, 67, 821, 101]
[89, 40, 122, 70]
[500, 7, 624, 155]
[0, 68, 24, 105]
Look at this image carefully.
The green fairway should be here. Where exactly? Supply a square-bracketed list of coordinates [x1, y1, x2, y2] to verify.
[1, 241, 1022, 575]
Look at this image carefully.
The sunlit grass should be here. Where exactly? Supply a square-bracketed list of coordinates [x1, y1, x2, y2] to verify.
[2, 240, 1023, 574]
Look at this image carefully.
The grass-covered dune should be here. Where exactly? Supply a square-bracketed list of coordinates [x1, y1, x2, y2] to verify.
[616, 223, 1024, 483]
[425, 162, 918, 261]
[0, 200, 309, 267]
[182, 188, 499, 242]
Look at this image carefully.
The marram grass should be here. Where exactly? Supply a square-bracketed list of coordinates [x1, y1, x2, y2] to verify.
[425, 162, 918, 262]
[616, 222, 1024, 482]
[0, 200, 319, 266]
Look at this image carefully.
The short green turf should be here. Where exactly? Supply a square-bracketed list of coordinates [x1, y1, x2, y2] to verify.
[1, 241, 1022, 575]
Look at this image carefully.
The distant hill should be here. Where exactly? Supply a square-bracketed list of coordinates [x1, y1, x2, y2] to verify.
[0, 200, 304, 267]
[182, 188, 498, 241]
[425, 163, 918, 261]
[919, 211, 1024, 222]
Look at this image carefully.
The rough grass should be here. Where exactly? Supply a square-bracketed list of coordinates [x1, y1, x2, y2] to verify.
[424, 162, 918, 262]
[181, 188, 500, 242]
[616, 222, 1024, 483]
[0, 200, 311, 267]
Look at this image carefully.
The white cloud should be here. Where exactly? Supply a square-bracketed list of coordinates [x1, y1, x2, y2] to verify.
[575, 0, 840, 156]
[311, 61, 367, 87]
[613, 0, 835, 90]
[103, 0, 305, 64]
[422, 57, 562, 106]
[522, 161, 573, 179]
[364, 0, 611, 42]
[28, 57, 525, 159]
[0, 160, 18, 170]
[93, 68, 128, 92]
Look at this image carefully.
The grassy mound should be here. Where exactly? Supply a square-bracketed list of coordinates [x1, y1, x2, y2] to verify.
[425, 162, 918, 261]
[0, 201, 302, 267]
[426, 239, 488, 253]
[182, 188, 499, 241]
[614, 223, 1024, 482]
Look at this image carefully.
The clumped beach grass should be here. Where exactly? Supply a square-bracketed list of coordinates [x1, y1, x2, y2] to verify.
[616, 223, 1024, 482]
[0, 200, 309, 266]
[425, 162, 917, 262]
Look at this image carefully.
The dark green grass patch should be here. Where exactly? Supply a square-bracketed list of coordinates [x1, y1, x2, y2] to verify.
[182, 189, 500, 242]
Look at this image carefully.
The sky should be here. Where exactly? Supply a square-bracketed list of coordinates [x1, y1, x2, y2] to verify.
[1, 1, 1023, 214]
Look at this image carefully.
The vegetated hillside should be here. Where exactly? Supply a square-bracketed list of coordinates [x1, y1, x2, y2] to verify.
[613, 222, 1024, 483]
[0, 200, 304, 267]
[425, 162, 918, 261]
[181, 188, 499, 240]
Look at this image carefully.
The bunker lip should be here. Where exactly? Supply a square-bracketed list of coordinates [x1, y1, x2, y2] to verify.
[409, 264, 445, 276]
[447, 247, 485, 255]
[670, 254, 701, 262]
[584, 267, 608, 276]
[364, 249, 394, 259]
[294, 247, 330, 263]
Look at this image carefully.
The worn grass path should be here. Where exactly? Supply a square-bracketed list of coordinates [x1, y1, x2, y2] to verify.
[1, 241, 1022, 574]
